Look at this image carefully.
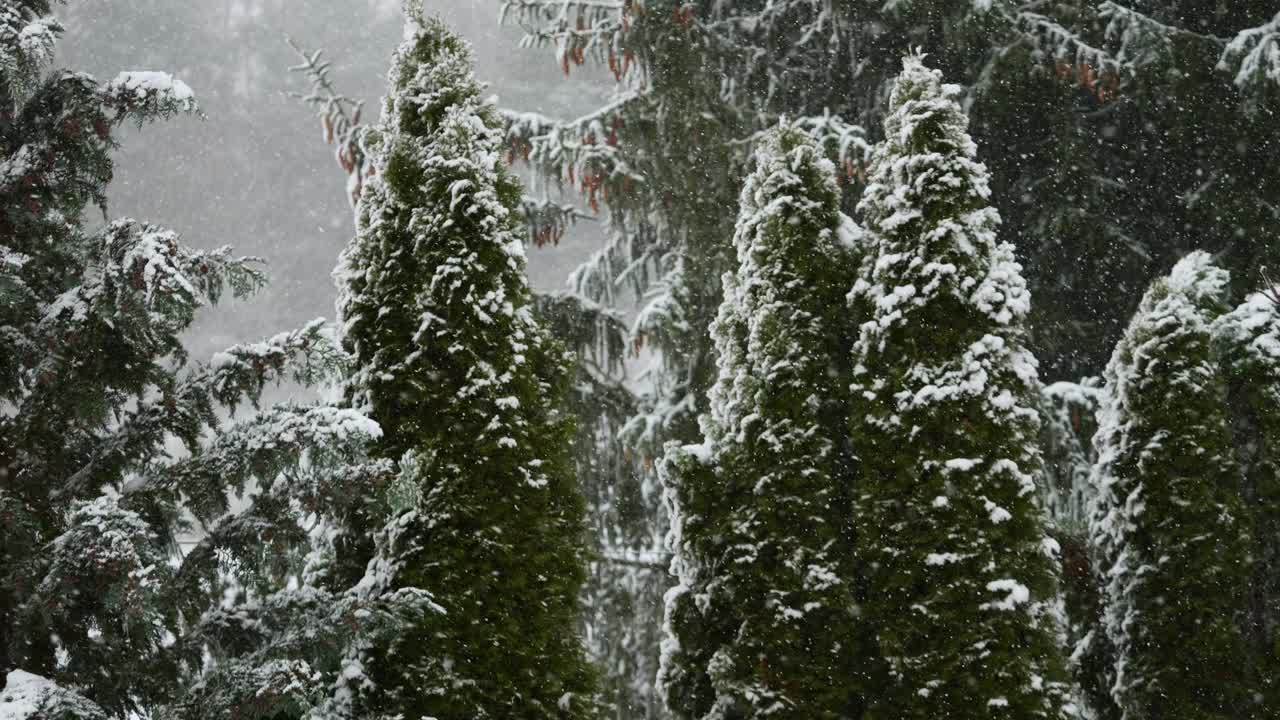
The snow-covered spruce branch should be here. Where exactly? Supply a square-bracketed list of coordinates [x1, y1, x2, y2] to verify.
[520, 196, 590, 247]
[1219, 10, 1280, 91]
[40, 220, 265, 344]
[148, 404, 380, 522]
[30, 495, 171, 626]
[1096, 2, 1227, 74]
[167, 500, 308, 612]
[1013, 9, 1127, 75]
[1099, 1, 1230, 46]
[101, 70, 200, 124]
[1038, 2, 1280, 94]
[201, 319, 347, 406]
[0, 671, 108, 720]
[0, 6, 60, 101]
[566, 219, 666, 320]
[501, 94, 647, 212]
[52, 324, 350, 501]
[177, 583, 442, 718]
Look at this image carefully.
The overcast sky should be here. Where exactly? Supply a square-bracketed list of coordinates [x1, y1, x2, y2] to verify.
[57, 0, 612, 359]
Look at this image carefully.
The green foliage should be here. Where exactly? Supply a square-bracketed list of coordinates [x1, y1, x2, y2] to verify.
[0, 5, 386, 717]
[331, 12, 597, 718]
[850, 55, 1071, 720]
[660, 124, 864, 719]
[1212, 289, 1280, 712]
[1089, 252, 1254, 719]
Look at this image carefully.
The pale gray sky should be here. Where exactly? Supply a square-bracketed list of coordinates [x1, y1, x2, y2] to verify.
[59, 0, 611, 359]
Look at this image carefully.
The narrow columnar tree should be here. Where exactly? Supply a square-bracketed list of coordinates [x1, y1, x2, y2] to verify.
[1088, 252, 1253, 720]
[659, 124, 864, 720]
[330, 9, 596, 718]
[1218, 289, 1280, 712]
[849, 55, 1072, 719]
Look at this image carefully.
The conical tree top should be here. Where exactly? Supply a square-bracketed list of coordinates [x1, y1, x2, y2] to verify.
[857, 53, 1025, 352]
[866, 52, 994, 240]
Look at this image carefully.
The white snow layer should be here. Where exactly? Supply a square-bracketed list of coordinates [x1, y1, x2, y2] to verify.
[109, 71, 195, 102]
[1, 671, 59, 720]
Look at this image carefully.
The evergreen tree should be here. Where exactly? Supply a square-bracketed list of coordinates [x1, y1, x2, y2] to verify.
[282, 45, 650, 717]
[501, 0, 1280, 375]
[658, 124, 863, 719]
[329, 9, 596, 718]
[849, 55, 1071, 719]
[500, 7, 870, 709]
[0, 2, 384, 716]
[1218, 288, 1280, 711]
[493, 6, 1280, 705]
[495, 4, 1280, 703]
[1087, 252, 1253, 719]
[152, 351, 423, 720]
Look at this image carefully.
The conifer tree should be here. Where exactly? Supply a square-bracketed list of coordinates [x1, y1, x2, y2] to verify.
[494, 5, 1280, 704]
[659, 124, 863, 719]
[502, 0, 1280, 377]
[329, 9, 596, 718]
[849, 55, 1071, 719]
[0, 2, 386, 716]
[1088, 252, 1253, 720]
[1218, 288, 1280, 712]
[499, 7, 870, 709]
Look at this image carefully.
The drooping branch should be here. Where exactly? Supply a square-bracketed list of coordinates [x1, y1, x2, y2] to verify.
[286, 36, 370, 208]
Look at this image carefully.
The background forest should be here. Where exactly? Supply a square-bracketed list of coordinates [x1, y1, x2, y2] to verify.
[2, 0, 1279, 719]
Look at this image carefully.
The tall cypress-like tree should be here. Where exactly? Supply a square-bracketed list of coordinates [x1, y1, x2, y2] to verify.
[849, 55, 1071, 719]
[330, 8, 596, 718]
[495, 4, 1280, 707]
[1088, 252, 1253, 720]
[659, 124, 863, 719]
[1218, 289, 1280, 712]
[499, 7, 869, 709]
[283, 43, 649, 718]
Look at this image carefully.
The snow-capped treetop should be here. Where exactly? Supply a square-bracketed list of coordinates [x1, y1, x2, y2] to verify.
[327, 14, 596, 719]
[1089, 253, 1232, 526]
[1038, 378, 1103, 530]
[849, 54, 1071, 719]
[855, 53, 1030, 355]
[1098, 252, 1228, 401]
[660, 122, 863, 718]
[883, 55, 970, 149]
[336, 14, 547, 466]
[700, 120, 851, 450]
[1087, 250, 1250, 720]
